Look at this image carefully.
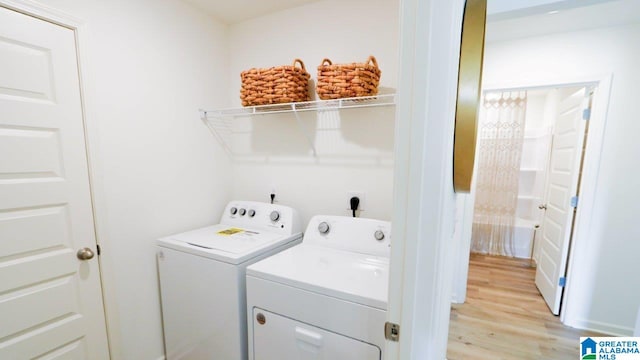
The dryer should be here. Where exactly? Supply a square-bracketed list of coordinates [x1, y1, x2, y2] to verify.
[246, 215, 391, 360]
[157, 200, 302, 360]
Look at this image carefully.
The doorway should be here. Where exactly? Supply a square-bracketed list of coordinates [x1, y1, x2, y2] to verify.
[446, 83, 609, 359]
[468, 84, 593, 316]
[450, 69, 611, 341]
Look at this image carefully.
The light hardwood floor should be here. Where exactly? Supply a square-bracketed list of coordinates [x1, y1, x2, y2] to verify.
[447, 253, 603, 359]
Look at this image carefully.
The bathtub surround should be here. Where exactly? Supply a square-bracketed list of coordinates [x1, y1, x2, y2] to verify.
[471, 91, 528, 256]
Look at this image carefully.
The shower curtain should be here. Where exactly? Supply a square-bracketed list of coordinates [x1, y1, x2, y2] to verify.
[472, 91, 527, 256]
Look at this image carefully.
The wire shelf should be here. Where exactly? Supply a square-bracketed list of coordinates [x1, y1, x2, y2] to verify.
[199, 94, 395, 119]
[199, 94, 396, 158]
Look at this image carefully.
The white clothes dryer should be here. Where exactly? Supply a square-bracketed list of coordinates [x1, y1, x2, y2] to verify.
[246, 215, 391, 360]
[157, 200, 302, 360]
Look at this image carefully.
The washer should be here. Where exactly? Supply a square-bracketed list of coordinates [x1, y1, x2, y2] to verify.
[157, 200, 302, 360]
[246, 215, 391, 360]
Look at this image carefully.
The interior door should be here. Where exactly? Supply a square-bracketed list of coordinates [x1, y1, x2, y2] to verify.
[535, 88, 588, 315]
[0, 6, 110, 359]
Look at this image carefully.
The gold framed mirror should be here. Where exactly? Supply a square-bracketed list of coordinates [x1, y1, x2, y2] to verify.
[453, 0, 487, 193]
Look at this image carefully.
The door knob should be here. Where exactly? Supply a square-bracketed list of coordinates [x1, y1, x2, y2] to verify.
[77, 247, 95, 260]
[538, 204, 547, 210]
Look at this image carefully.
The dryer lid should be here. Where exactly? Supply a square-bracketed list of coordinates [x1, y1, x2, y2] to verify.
[247, 244, 389, 310]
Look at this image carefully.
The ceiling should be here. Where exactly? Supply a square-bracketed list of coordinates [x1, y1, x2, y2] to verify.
[486, 0, 640, 42]
[486, 0, 619, 21]
[181, 0, 322, 24]
[182, 0, 640, 28]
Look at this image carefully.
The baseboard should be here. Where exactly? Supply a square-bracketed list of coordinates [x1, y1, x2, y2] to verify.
[565, 318, 634, 337]
[451, 291, 464, 304]
[155, 355, 166, 360]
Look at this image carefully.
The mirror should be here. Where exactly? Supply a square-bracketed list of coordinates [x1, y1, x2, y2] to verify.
[453, 0, 487, 193]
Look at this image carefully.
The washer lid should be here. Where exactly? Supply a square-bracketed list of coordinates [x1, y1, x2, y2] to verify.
[246, 244, 389, 310]
[176, 225, 283, 254]
[158, 224, 299, 264]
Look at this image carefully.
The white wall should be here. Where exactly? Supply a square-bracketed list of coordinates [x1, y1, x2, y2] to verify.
[524, 91, 546, 129]
[227, 0, 399, 224]
[483, 22, 640, 335]
[35, 0, 232, 358]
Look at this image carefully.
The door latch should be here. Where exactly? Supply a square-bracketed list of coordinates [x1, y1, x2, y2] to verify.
[385, 322, 400, 342]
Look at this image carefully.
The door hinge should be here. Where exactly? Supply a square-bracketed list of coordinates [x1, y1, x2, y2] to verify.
[97, 244, 101, 256]
[582, 108, 591, 121]
[570, 195, 579, 208]
[559, 277, 566, 287]
[385, 322, 400, 342]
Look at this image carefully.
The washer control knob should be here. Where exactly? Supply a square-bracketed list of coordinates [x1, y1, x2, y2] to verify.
[239, 208, 246, 216]
[248, 209, 256, 217]
[374, 230, 385, 241]
[230, 207, 238, 215]
[270, 211, 280, 222]
[318, 222, 330, 234]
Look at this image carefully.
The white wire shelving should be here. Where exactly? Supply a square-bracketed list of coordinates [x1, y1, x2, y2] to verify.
[199, 94, 396, 158]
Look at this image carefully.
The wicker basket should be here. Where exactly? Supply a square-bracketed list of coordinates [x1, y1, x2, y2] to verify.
[316, 55, 381, 100]
[240, 59, 311, 106]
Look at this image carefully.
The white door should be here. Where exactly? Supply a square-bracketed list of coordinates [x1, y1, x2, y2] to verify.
[535, 88, 589, 315]
[0, 6, 110, 359]
[252, 308, 381, 360]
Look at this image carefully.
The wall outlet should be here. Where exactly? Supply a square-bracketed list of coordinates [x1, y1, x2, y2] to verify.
[347, 191, 366, 212]
[270, 185, 277, 203]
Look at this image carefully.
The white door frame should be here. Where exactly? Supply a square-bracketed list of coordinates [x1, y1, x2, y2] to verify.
[455, 73, 612, 328]
[0, 0, 119, 355]
[386, 0, 464, 358]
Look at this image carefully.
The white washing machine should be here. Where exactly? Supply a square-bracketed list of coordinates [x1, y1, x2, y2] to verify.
[157, 200, 302, 360]
[246, 215, 391, 360]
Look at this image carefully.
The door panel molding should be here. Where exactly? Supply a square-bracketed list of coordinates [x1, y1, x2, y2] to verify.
[535, 87, 587, 315]
[0, 0, 116, 357]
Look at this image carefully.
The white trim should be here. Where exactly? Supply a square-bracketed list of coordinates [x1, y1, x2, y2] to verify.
[388, 0, 464, 358]
[74, 21, 124, 360]
[561, 74, 612, 327]
[451, 193, 474, 304]
[0, 0, 119, 357]
[568, 318, 634, 337]
[457, 73, 613, 330]
[450, 101, 483, 305]
[0, 0, 82, 27]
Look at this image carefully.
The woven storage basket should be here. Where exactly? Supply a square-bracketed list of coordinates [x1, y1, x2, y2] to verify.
[316, 55, 381, 100]
[240, 59, 311, 106]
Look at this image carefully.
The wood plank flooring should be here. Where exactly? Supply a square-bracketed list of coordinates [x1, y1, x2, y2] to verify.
[447, 253, 603, 359]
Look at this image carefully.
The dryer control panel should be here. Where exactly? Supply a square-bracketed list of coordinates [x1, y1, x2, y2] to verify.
[221, 201, 302, 236]
[304, 215, 391, 258]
